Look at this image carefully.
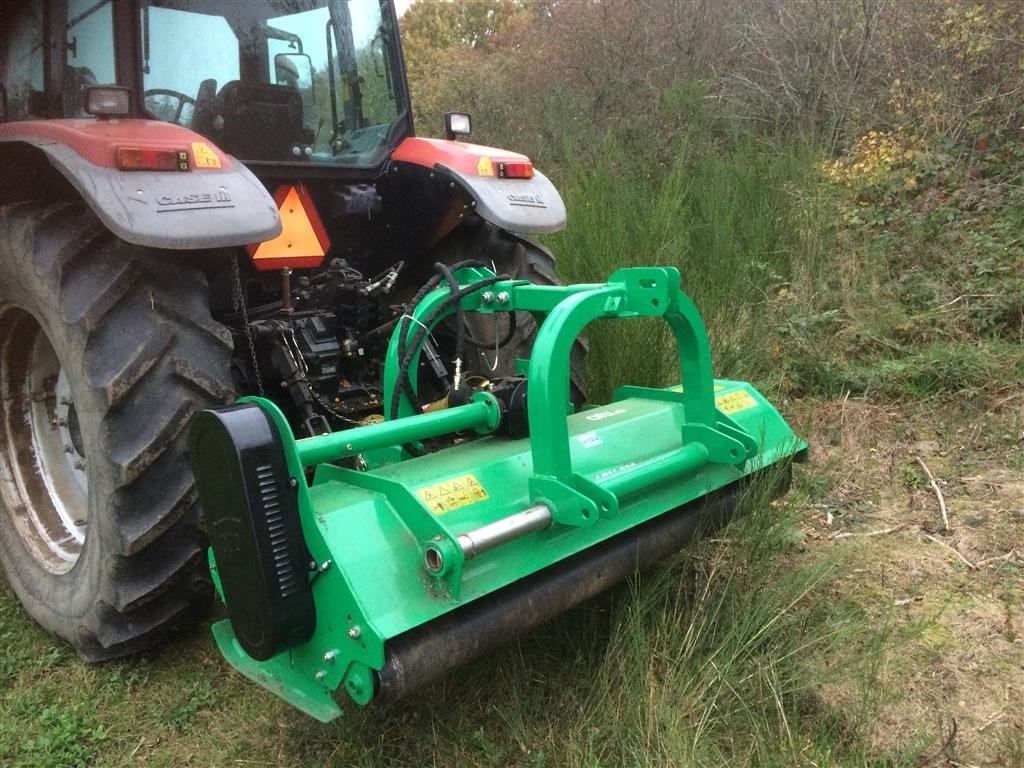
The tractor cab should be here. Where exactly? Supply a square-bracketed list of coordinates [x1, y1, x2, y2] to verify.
[1, 0, 410, 168]
[138, 0, 409, 166]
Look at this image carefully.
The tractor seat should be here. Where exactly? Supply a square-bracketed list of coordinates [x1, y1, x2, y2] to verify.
[211, 81, 304, 161]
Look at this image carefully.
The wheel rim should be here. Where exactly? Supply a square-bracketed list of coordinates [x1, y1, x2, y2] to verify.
[0, 306, 88, 573]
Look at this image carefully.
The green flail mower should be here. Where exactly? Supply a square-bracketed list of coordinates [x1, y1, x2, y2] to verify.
[188, 265, 807, 721]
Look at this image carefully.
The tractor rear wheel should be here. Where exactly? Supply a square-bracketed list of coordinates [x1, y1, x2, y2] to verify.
[432, 222, 588, 404]
[0, 201, 234, 660]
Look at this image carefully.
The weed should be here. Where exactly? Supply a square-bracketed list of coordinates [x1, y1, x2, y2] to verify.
[161, 676, 216, 732]
[0, 698, 108, 768]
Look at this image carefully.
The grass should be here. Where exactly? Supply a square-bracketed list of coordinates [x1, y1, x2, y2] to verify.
[546, 126, 832, 402]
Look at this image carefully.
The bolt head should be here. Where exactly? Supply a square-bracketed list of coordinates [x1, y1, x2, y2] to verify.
[323, 650, 337, 663]
[348, 626, 361, 640]
[481, 291, 495, 304]
[496, 291, 510, 304]
[314, 670, 327, 681]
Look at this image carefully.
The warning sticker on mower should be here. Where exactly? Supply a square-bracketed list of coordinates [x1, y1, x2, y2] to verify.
[416, 474, 489, 516]
[715, 389, 758, 415]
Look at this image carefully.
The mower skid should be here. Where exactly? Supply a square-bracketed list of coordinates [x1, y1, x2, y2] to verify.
[189, 267, 808, 720]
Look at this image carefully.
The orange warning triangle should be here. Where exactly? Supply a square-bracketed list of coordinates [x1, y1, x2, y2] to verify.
[248, 184, 330, 271]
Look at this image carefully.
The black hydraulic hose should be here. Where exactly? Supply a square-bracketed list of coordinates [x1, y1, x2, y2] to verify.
[389, 262, 507, 455]
[434, 263, 465, 394]
[392, 275, 504, 422]
[391, 259, 490, 421]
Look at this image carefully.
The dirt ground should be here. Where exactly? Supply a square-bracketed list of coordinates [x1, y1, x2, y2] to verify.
[792, 390, 1024, 765]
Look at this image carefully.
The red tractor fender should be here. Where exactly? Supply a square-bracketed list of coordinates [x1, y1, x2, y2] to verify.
[390, 137, 567, 236]
[0, 119, 280, 250]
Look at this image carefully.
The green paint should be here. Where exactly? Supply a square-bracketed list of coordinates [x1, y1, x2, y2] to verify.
[209, 267, 808, 719]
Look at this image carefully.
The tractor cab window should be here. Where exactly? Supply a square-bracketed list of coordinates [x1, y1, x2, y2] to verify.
[0, 1, 45, 121]
[65, 0, 116, 117]
[140, 0, 404, 167]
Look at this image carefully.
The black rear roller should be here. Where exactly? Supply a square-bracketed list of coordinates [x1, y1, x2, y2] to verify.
[376, 468, 790, 701]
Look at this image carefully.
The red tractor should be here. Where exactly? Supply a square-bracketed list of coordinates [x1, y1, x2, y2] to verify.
[0, 0, 584, 660]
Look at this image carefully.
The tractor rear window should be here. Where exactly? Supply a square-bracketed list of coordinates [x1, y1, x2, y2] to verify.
[0, 1, 45, 122]
[65, 0, 116, 117]
[140, 0, 404, 168]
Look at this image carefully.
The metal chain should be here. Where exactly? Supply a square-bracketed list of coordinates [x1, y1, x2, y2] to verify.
[230, 254, 264, 396]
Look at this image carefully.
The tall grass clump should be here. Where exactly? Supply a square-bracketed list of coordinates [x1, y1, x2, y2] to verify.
[543, 89, 832, 402]
[555, 470, 885, 767]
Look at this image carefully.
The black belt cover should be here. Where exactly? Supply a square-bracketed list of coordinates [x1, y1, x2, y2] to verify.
[188, 403, 314, 660]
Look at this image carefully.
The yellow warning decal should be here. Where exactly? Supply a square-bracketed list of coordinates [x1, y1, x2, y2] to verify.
[477, 156, 494, 176]
[715, 389, 758, 415]
[191, 142, 222, 169]
[416, 474, 489, 516]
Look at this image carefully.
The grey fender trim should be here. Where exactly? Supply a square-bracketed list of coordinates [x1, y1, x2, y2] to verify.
[11, 137, 281, 250]
[441, 165, 567, 234]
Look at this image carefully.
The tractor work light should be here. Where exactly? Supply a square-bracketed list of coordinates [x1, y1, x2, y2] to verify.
[444, 111, 472, 140]
[116, 147, 190, 171]
[84, 85, 131, 117]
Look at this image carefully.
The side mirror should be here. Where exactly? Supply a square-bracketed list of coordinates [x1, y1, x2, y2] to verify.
[274, 53, 314, 102]
[444, 112, 471, 140]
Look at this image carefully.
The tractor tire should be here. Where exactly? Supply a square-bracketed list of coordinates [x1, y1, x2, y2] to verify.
[432, 222, 588, 405]
[0, 200, 234, 660]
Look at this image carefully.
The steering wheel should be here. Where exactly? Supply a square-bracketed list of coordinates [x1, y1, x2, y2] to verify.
[143, 88, 196, 125]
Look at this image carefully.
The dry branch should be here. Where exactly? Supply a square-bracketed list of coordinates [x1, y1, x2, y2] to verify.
[916, 456, 949, 531]
[832, 523, 907, 540]
[922, 533, 977, 570]
[975, 550, 1016, 567]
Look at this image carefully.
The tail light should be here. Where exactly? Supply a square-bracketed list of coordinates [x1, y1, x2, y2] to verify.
[116, 147, 190, 171]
